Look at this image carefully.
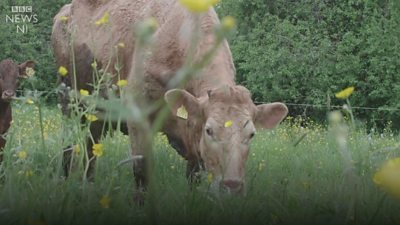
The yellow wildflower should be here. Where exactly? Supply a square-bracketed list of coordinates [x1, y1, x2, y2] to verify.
[207, 172, 213, 183]
[92, 143, 104, 157]
[176, 105, 188, 119]
[224, 120, 233, 128]
[373, 157, 400, 198]
[25, 170, 34, 177]
[91, 61, 97, 69]
[58, 66, 68, 77]
[143, 17, 158, 30]
[117, 79, 128, 87]
[328, 111, 343, 124]
[258, 162, 266, 171]
[73, 145, 81, 154]
[117, 42, 125, 48]
[85, 114, 98, 122]
[95, 12, 109, 25]
[99, 195, 111, 208]
[335, 87, 355, 99]
[26, 98, 34, 104]
[179, 0, 219, 13]
[80, 89, 90, 96]
[222, 16, 236, 30]
[60, 16, 69, 22]
[17, 151, 27, 160]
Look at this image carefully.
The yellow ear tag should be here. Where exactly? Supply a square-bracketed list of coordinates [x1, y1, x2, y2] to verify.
[25, 67, 35, 78]
[176, 105, 188, 119]
[224, 120, 233, 128]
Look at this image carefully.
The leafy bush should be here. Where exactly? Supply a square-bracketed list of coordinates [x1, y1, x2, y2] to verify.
[0, 0, 69, 102]
[1, 0, 399, 128]
[218, 0, 400, 129]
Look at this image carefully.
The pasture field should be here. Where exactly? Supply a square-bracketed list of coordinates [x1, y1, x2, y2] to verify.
[0, 103, 399, 225]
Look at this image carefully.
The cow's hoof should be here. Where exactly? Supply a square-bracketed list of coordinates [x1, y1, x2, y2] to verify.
[133, 190, 145, 206]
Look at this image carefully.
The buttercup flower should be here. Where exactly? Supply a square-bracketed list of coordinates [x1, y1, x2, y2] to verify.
[26, 99, 34, 104]
[222, 16, 236, 30]
[92, 143, 104, 157]
[373, 157, 400, 198]
[117, 42, 125, 48]
[179, 0, 219, 13]
[335, 87, 355, 99]
[60, 16, 69, 22]
[80, 89, 90, 96]
[91, 61, 97, 69]
[117, 79, 128, 87]
[99, 195, 111, 208]
[73, 145, 81, 154]
[207, 172, 213, 183]
[58, 66, 68, 77]
[85, 114, 98, 122]
[17, 151, 27, 160]
[25, 170, 34, 177]
[95, 12, 109, 25]
[224, 120, 233, 128]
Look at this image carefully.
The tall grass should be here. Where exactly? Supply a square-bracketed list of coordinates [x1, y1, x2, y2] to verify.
[0, 105, 398, 225]
[0, 4, 399, 225]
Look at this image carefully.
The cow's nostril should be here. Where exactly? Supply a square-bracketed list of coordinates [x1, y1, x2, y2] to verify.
[223, 179, 243, 190]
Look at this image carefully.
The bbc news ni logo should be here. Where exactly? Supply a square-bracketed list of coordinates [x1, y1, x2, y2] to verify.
[5, 6, 38, 34]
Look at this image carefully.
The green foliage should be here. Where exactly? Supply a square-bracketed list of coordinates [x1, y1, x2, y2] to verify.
[0, 0, 69, 102]
[218, 0, 400, 129]
[0, 0, 399, 128]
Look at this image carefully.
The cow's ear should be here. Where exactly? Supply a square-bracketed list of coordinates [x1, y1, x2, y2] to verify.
[164, 89, 201, 119]
[255, 103, 288, 129]
[18, 60, 35, 77]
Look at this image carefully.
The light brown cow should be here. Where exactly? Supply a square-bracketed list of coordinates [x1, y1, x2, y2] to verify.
[52, 0, 288, 197]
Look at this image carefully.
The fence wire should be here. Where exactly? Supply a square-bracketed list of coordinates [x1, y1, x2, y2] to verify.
[16, 90, 400, 112]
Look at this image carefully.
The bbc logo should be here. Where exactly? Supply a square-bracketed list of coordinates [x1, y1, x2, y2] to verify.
[11, 6, 33, 13]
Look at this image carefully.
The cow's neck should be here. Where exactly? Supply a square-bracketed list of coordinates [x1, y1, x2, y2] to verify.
[186, 39, 236, 98]
[0, 100, 10, 116]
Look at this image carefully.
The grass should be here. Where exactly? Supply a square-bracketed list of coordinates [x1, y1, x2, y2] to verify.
[0, 103, 399, 225]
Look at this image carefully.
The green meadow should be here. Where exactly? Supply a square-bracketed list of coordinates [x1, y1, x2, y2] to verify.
[0, 103, 399, 225]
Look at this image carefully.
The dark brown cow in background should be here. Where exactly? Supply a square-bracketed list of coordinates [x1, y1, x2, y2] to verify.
[0, 59, 34, 162]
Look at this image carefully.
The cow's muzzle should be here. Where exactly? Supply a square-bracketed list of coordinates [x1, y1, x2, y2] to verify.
[221, 179, 244, 194]
[1, 90, 16, 101]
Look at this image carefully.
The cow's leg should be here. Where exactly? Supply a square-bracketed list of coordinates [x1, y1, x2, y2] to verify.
[60, 42, 101, 178]
[59, 81, 74, 177]
[128, 123, 148, 205]
[186, 159, 203, 187]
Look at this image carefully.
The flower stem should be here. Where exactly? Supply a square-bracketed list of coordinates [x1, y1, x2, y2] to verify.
[346, 98, 355, 128]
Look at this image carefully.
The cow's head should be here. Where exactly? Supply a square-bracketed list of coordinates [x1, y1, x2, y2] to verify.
[0, 60, 34, 101]
[165, 85, 288, 193]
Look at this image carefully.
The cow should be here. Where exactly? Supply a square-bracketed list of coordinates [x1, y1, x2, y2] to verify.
[51, 0, 288, 199]
[0, 59, 34, 162]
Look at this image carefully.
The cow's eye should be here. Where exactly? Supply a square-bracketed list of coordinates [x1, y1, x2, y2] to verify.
[249, 132, 255, 139]
[206, 127, 213, 136]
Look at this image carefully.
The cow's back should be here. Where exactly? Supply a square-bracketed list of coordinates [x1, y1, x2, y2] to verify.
[52, 0, 187, 91]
